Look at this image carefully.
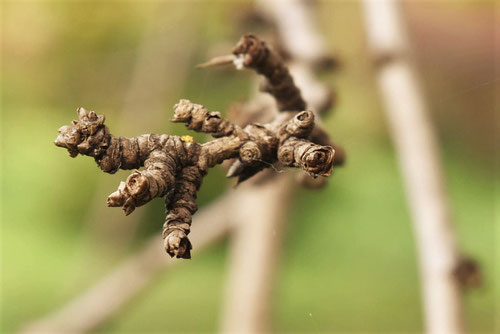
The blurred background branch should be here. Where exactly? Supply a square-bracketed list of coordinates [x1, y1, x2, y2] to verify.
[21, 192, 234, 333]
[1, 0, 496, 333]
[362, 0, 466, 332]
[221, 1, 338, 331]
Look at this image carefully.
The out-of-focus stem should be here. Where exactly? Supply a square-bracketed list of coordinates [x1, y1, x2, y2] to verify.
[220, 174, 290, 333]
[219, 1, 336, 332]
[256, 0, 332, 65]
[362, 1, 464, 333]
[20, 192, 234, 334]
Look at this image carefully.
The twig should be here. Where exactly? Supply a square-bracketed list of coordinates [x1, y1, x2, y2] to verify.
[220, 174, 290, 333]
[26, 30, 339, 331]
[54, 85, 335, 258]
[362, 0, 464, 332]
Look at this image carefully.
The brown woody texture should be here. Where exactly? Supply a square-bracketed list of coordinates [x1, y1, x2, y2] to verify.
[54, 34, 341, 259]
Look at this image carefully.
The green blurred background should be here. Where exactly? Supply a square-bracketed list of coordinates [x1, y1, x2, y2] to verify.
[1, 0, 497, 332]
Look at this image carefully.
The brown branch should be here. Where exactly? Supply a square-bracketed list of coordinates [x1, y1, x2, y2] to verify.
[27, 8, 346, 332]
[82, 4, 199, 253]
[54, 35, 338, 259]
[162, 166, 202, 259]
[233, 34, 307, 111]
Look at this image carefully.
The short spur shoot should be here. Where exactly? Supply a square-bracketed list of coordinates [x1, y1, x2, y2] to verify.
[54, 35, 342, 259]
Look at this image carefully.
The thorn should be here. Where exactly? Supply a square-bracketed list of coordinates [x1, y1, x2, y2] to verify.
[196, 54, 236, 68]
[226, 160, 243, 178]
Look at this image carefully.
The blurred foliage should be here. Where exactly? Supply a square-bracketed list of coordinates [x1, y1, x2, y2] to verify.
[1, 0, 497, 333]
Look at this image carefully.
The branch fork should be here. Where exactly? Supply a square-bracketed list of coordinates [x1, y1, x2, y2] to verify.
[55, 34, 342, 259]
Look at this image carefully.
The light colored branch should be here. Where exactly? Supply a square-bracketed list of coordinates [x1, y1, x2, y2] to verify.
[220, 174, 291, 333]
[256, 0, 332, 65]
[219, 1, 334, 332]
[20, 192, 234, 334]
[362, 1, 464, 333]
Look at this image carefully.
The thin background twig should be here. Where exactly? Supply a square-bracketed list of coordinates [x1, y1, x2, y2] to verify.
[362, 0, 465, 332]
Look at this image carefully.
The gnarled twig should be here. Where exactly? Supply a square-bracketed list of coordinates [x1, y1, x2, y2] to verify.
[54, 35, 338, 259]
